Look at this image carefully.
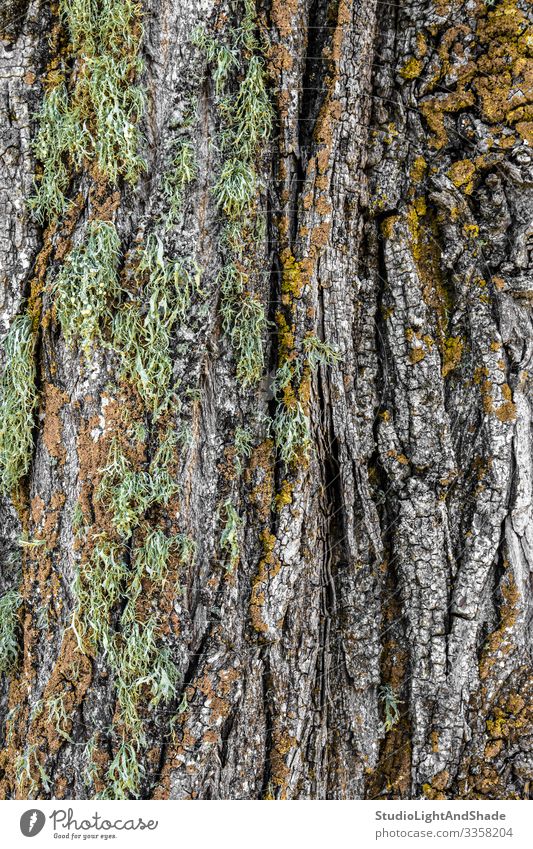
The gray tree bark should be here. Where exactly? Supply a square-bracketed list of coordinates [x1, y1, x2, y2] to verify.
[0, 0, 532, 800]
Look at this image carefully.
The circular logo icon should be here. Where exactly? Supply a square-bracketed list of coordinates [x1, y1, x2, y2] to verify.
[20, 809, 46, 837]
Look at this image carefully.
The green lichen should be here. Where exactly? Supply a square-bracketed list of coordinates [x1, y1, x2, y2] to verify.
[113, 235, 203, 417]
[98, 738, 144, 800]
[0, 315, 37, 492]
[30, 0, 145, 223]
[198, 2, 272, 388]
[47, 693, 74, 742]
[54, 220, 121, 356]
[163, 139, 198, 229]
[15, 744, 52, 798]
[379, 684, 402, 733]
[303, 335, 339, 368]
[0, 589, 21, 674]
[220, 499, 242, 572]
[28, 83, 88, 223]
[72, 415, 192, 797]
[272, 401, 310, 466]
[234, 425, 253, 474]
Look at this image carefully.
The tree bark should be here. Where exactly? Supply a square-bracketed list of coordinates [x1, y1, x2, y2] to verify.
[0, 0, 532, 800]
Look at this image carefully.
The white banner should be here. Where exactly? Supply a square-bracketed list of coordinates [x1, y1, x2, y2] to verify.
[1, 799, 531, 849]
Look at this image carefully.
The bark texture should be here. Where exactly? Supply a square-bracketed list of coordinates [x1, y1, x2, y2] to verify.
[0, 0, 532, 800]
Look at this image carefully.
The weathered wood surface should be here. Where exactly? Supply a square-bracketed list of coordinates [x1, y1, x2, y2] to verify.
[0, 0, 531, 799]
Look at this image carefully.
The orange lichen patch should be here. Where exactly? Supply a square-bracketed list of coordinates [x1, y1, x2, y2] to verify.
[422, 782, 447, 800]
[42, 384, 69, 462]
[405, 203, 450, 348]
[270, 0, 299, 39]
[485, 739, 504, 759]
[5, 624, 92, 798]
[475, 0, 533, 127]
[29, 628, 92, 756]
[269, 730, 297, 798]
[30, 495, 45, 525]
[87, 172, 121, 222]
[479, 573, 519, 681]
[431, 769, 449, 791]
[495, 396, 517, 422]
[268, 43, 293, 74]
[250, 530, 281, 636]
[37, 492, 65, 557]
[420, 88, 476, 150]
[218, 667, 240, 697]
[29, 191, 85, 329]
[245, 439, 275, 523]
[76, 412, 108, 525]
[480, 379, 494, 413]
[54, 775, 69, 798]
[27, 226, 57, 329]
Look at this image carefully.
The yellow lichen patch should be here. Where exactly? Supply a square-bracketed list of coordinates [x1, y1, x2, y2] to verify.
[274, 478, 293, 511]
[448, 159, 476, 193]
[442, 336, 464, 377]
[381, 215, 400, 240]
[405, 203, 450, 349]
[463, 223, 479, 239]
[460, 672, 533, 799]
[475, 0, 533, 129]
[250, 530, 280, 636]
[410, 156, 427, 183]
[280, 249, 305, 306]
[409, 347, 426, 364]
[400, 57, 424, 80]
[515, 121, 533, 144]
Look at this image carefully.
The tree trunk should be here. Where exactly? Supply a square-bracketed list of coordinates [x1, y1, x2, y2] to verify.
[0, 0, 532, 800]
